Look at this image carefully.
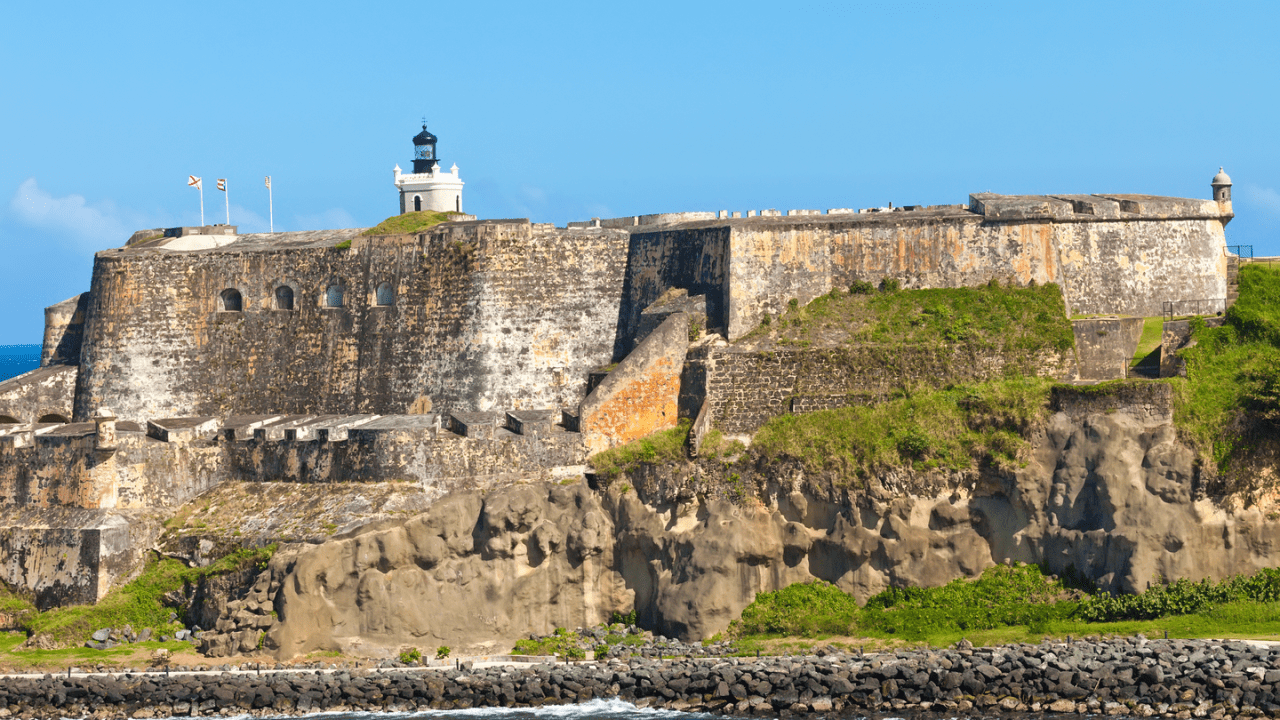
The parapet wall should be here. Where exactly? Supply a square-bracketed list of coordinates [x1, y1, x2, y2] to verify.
[0, 365, 77, 424]
[0, 410, 586, 510]
[690, 342, 1075, 435]
[75, 222, 629, 422]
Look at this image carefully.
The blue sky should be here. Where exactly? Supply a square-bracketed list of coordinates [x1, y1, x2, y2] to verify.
[1, 1, 1277, 344]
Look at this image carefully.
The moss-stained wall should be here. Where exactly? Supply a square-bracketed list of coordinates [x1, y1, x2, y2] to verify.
[728, 216, 1065, 339]
[622, 196, 1229, 342]
[692, 343, 1074, 435]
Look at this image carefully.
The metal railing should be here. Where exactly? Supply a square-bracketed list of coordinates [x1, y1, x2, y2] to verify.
[1163, 298, 1226, 320]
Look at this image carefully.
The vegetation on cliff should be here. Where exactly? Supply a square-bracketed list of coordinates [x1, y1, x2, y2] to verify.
[1176, 263, 1280, 471]
[23, 546, 275, 646]
[751, 375, 1054, 480]
[361, 210, 456, 236]
[730, 565, 1280, 648]
[589, 419, 692, 480]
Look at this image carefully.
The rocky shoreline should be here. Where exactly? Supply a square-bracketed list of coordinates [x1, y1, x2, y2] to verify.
[0, 638, 1278, 719]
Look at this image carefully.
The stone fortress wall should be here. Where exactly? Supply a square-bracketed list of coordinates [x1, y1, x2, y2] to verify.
[616, 194, 1231, 344]
[72, 220, 628, 423]
[0, 181, 1239, 611]
[0, 407, 587, 607]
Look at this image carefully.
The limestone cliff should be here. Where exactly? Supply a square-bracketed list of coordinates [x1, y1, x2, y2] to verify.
[193, 384, 1279, 660]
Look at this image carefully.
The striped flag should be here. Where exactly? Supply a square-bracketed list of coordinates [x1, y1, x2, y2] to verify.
[216, 179, 226, 192]
[187, 175, 202, 190]
[264, 176, 271, 188]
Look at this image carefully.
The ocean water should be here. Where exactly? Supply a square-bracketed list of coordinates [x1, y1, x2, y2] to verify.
[0, 344, 41, 382]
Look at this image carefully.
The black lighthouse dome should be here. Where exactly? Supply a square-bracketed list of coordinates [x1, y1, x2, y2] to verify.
[412, 123, 439, 174]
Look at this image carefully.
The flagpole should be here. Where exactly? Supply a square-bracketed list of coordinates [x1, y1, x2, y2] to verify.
[266, 176, 273, 232]
[200, 184, 205, 226]
[224, 180, 230, 225]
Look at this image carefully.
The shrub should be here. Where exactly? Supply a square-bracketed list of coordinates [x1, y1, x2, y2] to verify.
[849, 280, 876, 295]
[880, 277, 901, 293]
[435, 646, 451, 659]
[399, 648, 421, 664]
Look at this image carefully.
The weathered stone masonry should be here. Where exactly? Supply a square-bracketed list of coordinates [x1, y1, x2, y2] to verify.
[75, 221, 629, 422]
[617, 194, 1230, 345]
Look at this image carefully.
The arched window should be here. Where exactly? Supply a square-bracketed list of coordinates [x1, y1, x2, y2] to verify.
[0, 415, 19, 424]
[414, 195, 422, 212]
[376, 282, 394, 306]
[220, 288, 242, 312]
[325, 285, 344, 308]
[275, 285, 295, 310]
[38, 414, 69, 424]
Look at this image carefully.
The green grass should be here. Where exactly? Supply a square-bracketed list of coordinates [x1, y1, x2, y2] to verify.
[0, 631, 194, 666]
[746, 280, 1074, 357]
[0, 586, 35, 614]
[751, 376, 1054, 482]
[1174, 264, 1280, 469]
[512, 628, 586, 659]
[361, 211, 455, 236]
[1130, 316, 1165, 368]
[588, 419, 692, 479]
[729, 565, 1280, 649]
[23, 545, 276, 646]
[512, 625, 646, 659]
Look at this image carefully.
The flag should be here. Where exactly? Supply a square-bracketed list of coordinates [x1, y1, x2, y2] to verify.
[188, 175, 202, 190]
[264, 176, 271, 188]
[217, 179, 226, 192]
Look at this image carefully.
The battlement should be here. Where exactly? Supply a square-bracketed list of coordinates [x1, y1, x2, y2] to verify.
[0, 408, 586, 513]
[570, 192, 1230, 232]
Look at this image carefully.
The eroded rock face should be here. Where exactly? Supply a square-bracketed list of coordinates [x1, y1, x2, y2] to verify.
[251, 402, 1280, 660]
[265, 484, 630, 659]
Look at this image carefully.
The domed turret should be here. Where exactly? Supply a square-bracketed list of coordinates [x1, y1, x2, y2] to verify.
[412, 123, 439, 174]
[1212, 166, 1232, 203]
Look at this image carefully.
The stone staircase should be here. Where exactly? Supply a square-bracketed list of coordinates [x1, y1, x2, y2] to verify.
[1227, 254, 1240, 309]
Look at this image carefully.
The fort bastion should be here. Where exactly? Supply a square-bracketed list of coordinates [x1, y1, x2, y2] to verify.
[0, 156, 1241, 619]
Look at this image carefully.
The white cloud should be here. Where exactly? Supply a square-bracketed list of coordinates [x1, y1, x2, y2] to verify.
[7, 178, 154, 250]
[1238, 184, 1280, 216]
[293, 208, 359, 231]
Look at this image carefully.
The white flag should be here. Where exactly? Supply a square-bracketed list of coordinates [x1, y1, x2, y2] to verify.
[188, 175, 202, 190]
[216, 179, 226, 192]
[264, 176, 271, 188]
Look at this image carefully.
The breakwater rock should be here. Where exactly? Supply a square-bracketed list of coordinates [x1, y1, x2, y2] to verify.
[2, 637, 1279, 719]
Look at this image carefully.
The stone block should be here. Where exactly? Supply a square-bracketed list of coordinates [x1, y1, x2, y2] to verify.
[505, 410, 560, 436]
[448, 412, 506, 439]
[222, 415, 283, 442]
[147, 417, 221, 443]
[968, 193, 1073, 220]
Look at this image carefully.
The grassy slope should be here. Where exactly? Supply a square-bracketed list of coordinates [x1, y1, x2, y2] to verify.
[1175, 263, 1280, 469]
[729, 565, 1280, 651]
[751, 376, 1053, 481]
[1131, 316, 1165, 368]
[741, 280, 1074, 355]
[361, 211, 455, 236]
[23, 546, 275, 646]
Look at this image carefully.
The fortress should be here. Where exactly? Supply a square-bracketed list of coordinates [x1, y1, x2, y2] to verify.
[0, 128, 1246, 637]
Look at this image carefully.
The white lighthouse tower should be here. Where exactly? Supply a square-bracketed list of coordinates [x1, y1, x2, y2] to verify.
[393, 122, 464, 214]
